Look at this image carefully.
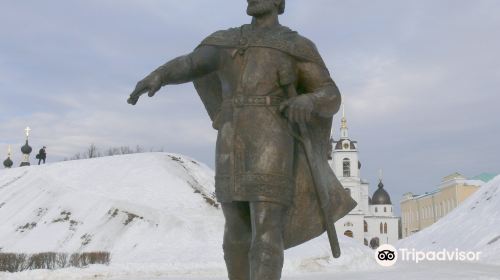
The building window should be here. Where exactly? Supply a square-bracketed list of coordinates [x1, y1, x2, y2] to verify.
[375, 207, 378, 213]
[344, 230, 353, 238]
[384, 207, 387, 212]
[384, 222, 388, 234]
[343, 158, 351, 177]
[380, 222, 383, 234]
[364, 220, 368, 232]
[364, 238, 368, 246]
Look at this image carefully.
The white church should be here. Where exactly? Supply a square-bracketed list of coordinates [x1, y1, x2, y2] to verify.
[329, 108, 399, 248]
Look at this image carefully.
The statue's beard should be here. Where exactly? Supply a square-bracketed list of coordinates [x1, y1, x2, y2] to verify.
[247, 1, 276, 17]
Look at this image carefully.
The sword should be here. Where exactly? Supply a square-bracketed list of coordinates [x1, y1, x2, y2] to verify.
[283, 83, 341, 258]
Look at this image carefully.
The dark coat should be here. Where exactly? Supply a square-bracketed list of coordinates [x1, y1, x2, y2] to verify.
[38, 148, 46, 159]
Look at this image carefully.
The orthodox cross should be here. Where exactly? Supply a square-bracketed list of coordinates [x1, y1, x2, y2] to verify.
[25, 126, 31, 138]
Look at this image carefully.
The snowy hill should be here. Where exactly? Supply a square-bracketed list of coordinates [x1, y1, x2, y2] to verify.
[0, 153, 221, 265]
[397, 175, 500, 265]
[0, 153, 377, 278]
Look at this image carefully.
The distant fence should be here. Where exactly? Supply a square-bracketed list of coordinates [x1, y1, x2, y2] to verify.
[0, 251, 110, 272]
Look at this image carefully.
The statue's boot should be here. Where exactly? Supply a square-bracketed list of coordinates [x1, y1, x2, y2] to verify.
[249, 242, 284, 280]
[223, 241, 251, 280]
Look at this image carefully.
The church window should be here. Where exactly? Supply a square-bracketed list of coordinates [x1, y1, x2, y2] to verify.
[379, 222, 383, 234]
[384, 222, 388, 234]
[364, 220, 368, 232]
[375, 207, 378, 213]
[344, 230, 353, 238]
[384, 207, 387, 212]
[344, 221, 353, 227]
[343, 158, 351, 177]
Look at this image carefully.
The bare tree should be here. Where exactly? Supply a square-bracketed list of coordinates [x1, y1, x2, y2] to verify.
[135, 145, 144, 153]
[66, 144, 151, 161]
[120, 146, 132, 155]
[86, 144, 98, 158]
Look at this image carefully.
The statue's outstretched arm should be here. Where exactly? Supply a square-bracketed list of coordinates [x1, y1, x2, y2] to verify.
[128, 45, 219, 105]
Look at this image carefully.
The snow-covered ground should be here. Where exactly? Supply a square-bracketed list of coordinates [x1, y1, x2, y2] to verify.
[0, 153, 222, 266]
[0, 153, 380, 279]
[397, 175, 500, 265]
[0, 153, 499, 279]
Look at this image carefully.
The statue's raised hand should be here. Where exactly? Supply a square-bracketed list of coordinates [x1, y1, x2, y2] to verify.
[127, 72, 162, 105]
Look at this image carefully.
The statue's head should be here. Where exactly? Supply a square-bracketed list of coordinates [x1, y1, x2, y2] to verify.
[247, 0, 285, 17]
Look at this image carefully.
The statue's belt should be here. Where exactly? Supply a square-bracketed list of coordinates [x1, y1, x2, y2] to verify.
[222, 95, 285, 107]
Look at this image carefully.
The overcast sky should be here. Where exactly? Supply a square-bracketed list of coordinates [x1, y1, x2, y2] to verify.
[1, 0, 499, 213]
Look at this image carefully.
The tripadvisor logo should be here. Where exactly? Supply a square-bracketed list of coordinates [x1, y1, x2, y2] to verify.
[375, 244, 482, 267]
[375, 244, 398, 267]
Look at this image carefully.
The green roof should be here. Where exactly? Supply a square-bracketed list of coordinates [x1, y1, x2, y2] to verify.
[471, 173, 499, 183]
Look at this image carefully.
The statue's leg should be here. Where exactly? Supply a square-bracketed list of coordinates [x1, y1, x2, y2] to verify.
[249, 201, 287, 280]
[221, 201, 252, 280]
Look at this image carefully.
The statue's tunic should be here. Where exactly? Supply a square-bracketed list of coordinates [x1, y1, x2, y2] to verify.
[194, 24, 357, 248]
[198, 25, 326, 205]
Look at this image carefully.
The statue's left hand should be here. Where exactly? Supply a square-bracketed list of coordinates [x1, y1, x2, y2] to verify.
[127, 73, 162, 105]
[279, 94, 314, 123]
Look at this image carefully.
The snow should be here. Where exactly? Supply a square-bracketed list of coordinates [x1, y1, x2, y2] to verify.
[0, 153, 221, 266]
[0, 153, 378, 279]
[1, 154, 499, 279]
[397, 175, 500, 265]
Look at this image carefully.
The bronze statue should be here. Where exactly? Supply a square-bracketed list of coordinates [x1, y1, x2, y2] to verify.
[128, 1, 356, 279]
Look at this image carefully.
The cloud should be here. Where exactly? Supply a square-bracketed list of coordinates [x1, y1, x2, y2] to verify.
[1, 1, 499, 214]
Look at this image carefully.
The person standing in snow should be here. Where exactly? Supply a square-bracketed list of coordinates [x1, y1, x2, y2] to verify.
[37, 146, 47, 165]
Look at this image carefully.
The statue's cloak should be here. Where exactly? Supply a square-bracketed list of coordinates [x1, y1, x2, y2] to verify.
[193, 25, 357, 250]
